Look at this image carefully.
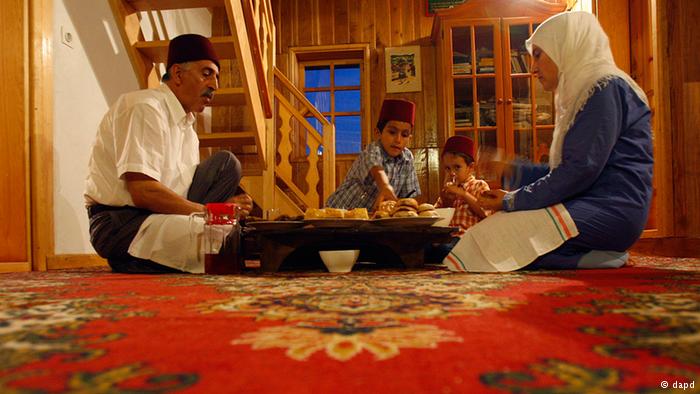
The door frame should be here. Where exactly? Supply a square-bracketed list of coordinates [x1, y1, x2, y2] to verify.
[29, 0, 55, 271]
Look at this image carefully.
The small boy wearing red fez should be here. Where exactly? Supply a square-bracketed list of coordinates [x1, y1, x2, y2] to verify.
[435, 135, 490, 236]
[326, 99, 421, 211]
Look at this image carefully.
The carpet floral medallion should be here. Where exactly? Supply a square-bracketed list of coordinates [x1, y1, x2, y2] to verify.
[1, 256, 699, 393]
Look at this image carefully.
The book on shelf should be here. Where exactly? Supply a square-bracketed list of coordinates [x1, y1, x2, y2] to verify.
[455, 120, 473, 128]
[478, 57, 494, 66]
[452, 63, 472, 74]
[519, 53, 530, 73]
[511, 56, 522, 73]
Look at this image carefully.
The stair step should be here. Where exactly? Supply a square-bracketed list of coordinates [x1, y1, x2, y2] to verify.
[210, 87, 246, 106]
[198, 131, 256, 147]
[126, 0, 223, 11]
[134, 36, 236, 63]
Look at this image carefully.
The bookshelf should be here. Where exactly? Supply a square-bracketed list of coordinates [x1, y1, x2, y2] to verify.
[432, 0, 566, 184]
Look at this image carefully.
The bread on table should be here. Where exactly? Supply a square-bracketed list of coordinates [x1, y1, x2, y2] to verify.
[373, 210, 391, 219]
[417, 203, 435, 213]
[396, 198, 419, 210]
[393, 210, 418, 218]
[323, 208, 345, 218]
[305, 208, 325, 219]
[378, 200, 397, 213]
[345, 208, 369, 219]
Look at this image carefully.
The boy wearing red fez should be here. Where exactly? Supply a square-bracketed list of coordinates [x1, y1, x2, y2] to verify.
[85, 34, 252, 274]
[435, 135, 490, 236]
[326, 98, 421, 211]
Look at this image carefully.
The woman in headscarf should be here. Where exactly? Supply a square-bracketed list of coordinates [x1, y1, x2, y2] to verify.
[477, 11, 653, 269]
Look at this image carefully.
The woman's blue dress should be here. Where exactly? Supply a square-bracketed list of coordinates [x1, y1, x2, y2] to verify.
[503, 78, 653, 269]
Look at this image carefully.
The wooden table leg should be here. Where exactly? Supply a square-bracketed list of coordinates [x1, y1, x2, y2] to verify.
[260, 240, 296, 272]
[397, 248, 426, 268]
[380, 238, 427, 268]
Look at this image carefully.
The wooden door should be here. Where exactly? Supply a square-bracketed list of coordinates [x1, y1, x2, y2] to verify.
[0, 0, 30, 272]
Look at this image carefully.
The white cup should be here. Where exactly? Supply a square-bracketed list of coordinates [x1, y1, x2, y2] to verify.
[319, 250, 360, 273]
[433, 208, 455, 227]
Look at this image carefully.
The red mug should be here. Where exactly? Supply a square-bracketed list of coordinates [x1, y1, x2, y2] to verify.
[205, 203, 240, 225]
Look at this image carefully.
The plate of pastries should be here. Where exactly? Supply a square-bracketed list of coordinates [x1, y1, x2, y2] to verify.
[370, 198, 441, 227]
[304, 207, 370, 228]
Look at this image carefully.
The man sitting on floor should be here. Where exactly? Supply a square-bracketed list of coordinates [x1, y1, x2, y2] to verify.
[84, 34, 252, 274]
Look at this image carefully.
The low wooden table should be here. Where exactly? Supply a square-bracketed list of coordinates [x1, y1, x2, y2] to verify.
[244, 225, 456, 272]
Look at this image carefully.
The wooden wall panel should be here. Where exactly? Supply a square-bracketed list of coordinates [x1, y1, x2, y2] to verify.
[273, 0, 440, 203]
[390, 0, 403, 45]
[334, 156, 355, 188]
[319, 0, 335, 45]
[361, 0, 376, 44]
[667, 0, 700, 238]
[334, 0, 349, 44]
[401, 0, 415, 44]
[297, 0, 316, 46]
[0, 0, 29, 263]
[597, 0, 631, 72]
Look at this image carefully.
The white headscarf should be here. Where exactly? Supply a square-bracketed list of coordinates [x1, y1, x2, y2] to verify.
[525, 11, 648, 169]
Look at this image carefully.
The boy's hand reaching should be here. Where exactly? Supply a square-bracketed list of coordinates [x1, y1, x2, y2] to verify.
[373, 185, 397, 212]
[478, 189, 507, 212]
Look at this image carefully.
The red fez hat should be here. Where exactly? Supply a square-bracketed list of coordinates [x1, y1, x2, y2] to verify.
[166, 34, 220, 71]
[443, 135, 475, 159]
[378, 99, 416, 126]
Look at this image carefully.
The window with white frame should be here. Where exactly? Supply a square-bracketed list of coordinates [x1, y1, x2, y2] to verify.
[301, 60, 364, 154]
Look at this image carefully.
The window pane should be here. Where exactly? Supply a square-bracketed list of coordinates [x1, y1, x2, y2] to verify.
[535, 81, 554, 125]
[509, 24, 529, 74]
[454, 79, 473, 128]
[476, 78, 496, 127]
[512, 77, 531, 129]
[335, 90, 361, 112]
[478, 130, 497, 153]
[305, 91, 330, 112]
[474, 25, 494, 74]
[335, 64, 360, 86]
[536, 129, 553, 164]
[305, 116, 331, 155]
[452, 26, 472, 75]
[305, 66, 330, 88]
[306, 117, 323, 134]
[514, 130, 532, 161]
[334, 115, 361, 154]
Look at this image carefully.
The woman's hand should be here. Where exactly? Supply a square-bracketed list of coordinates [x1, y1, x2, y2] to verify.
[478, 189, 507, 212]
[477, 148, 513, 181]
[227, 193, 253, 218]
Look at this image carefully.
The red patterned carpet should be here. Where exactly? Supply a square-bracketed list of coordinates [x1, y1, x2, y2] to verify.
[1, 255, 699, 393]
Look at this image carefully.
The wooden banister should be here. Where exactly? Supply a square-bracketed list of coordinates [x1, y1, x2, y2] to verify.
[108, 0, 278, 209]
[241, 0, 272, 118]
[274, 68, 330, 126]
[273, 66, 335, 209]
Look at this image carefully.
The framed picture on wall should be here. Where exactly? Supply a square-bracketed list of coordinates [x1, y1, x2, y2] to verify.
[385, 46, 422, 93]
[425, 0, 467, 16]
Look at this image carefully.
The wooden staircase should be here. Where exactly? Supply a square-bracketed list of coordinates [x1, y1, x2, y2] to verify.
[109, 0, 271, 169]
[109, 0, 336, 215]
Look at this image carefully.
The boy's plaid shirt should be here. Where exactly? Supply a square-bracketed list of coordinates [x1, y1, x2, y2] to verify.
[435, 176, 490, 236]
